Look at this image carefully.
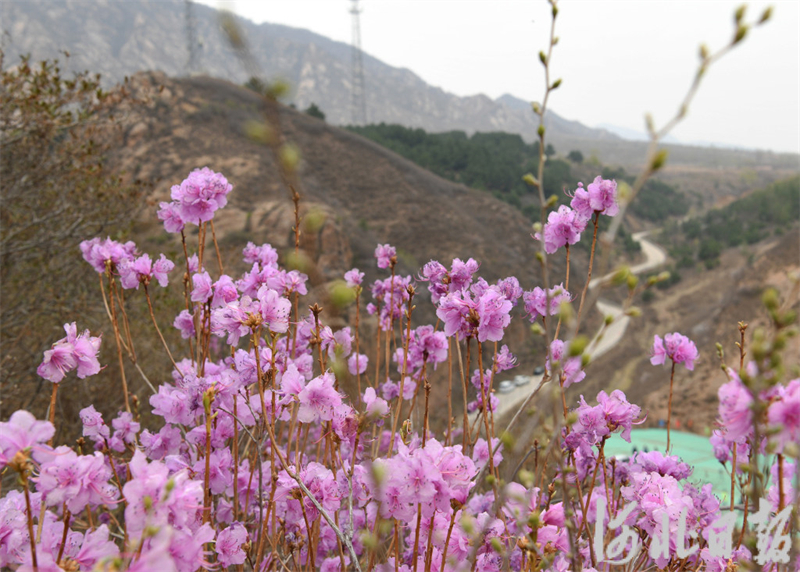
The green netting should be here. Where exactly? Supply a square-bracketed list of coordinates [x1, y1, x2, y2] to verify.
[604, 429, 733, 502]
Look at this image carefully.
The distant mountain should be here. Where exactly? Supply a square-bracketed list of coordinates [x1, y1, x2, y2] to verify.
[3, 0, 796, 169]
[596, 123, 680, 145]
[3, 0, 617, 147]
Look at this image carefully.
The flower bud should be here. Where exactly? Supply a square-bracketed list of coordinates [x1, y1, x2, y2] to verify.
[490, 537, 504, 554]
[245, 120, 273, 144]
[762, 288, 779, 311]
[518, 469, 535, 488]
[733, 24, 749, 45]
[758, 6, 772, 24]
[651, 149, 669, 171]
[537, 124, 546, 137]
[539, 51, 547, 65]
[360, 532, 378, 550]
[500, 430, 515, 451]
[551, 78, 562, 89]
[611, 266, 630, 286]
[279, 143, 300, 172]
[568, 336, 588, 357]
[523, 173, 540, 187]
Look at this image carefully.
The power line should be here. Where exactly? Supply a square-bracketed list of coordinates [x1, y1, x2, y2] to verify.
[185, 0, 199, 75]
[350, 0, 367, 126]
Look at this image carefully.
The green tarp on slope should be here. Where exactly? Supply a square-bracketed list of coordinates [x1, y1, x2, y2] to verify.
[604, 428, 733, 502]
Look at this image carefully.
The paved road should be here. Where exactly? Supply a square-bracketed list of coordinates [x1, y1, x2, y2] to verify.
[486, 231, 667, 422]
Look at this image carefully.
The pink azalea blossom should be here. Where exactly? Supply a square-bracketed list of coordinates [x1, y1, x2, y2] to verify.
[375, 243, 396, 269]
[344, 268, 364, 287]
[476, 289, 512, 343]
[348, 353, 369, 376]
[297, 372, 343, 423]
[216, 522, 248, 567]
[0, 411, 54, 471]
[767, 378, 800, 452]
[157, 201, 185, 234]
[170, 167, 232, 225]
[242, 241, 278, 268]
[650, 332, 698, 370]
[535, 205, 588, 254]
[37, 323, 101, 383]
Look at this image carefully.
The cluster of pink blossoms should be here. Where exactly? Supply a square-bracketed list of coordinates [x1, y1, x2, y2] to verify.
[157, 167, 233, 231]
[650, 332, 699, 370]
[7, 167, 796, 572]
[36, 323, 102, 383]
[535, 176, 619, 254]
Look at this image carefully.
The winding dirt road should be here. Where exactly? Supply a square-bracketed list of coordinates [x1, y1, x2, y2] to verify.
[490, 231, 667, 421]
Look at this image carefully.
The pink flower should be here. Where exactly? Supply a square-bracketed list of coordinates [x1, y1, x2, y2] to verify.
[651, 332, 698, 370]
[72, 331, 102, 378]
[476, 289, 512, 343]
[344, 268, 364, 287]
[216, 523, 248, 567]
[256, 286, 291, 334]
[297, 372, 343, 423]
[570, 182, 593, 219]
[523, 284, 571, 323]
[152, 254, 175, 287]
[211, 275, 239, 308]
[37, 342, 76, 383]
[0, 411, 54, 471]
[436, 291, 473, 339]
[348, 353, 369, 376]
[157, 201, 185, 233]
[36, 446, 117, 512]
[170, 167, 232, 225]
[242, 241, 278, 267]
[586, 176, 619, 216]
[79, 237, 137, 274]
[191, 271, 213, 303]
[767, 378, 800, 452]
[535, 205, 588, 254]
[79, 405, 110, 442]
[363, 387, 389, 419]
[37, 323, 102, 383]
[173, 310, 196, 339]
[449, 258, 480, 292]
[546, 339, 585, 388]
[375, 243, 396, 269]
[718, 371, 753, 442]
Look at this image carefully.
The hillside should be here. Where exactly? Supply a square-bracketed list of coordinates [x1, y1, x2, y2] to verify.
[2, 71, 581, 421]
[4, 0, 799, 171]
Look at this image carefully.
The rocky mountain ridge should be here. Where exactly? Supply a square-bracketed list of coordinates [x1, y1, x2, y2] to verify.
[1, 0, 620, 149]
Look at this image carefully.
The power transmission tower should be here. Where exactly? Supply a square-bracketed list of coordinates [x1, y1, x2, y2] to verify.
[350, 0, 367, 125]
[185, 0, 199, 75]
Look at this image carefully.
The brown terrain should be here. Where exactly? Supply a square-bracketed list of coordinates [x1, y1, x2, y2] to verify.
[574, 228, 800, 433]
[4, 72, 797, 443]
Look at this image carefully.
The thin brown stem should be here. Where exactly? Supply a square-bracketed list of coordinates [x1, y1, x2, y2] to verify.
[667, 360, 676, 453]
[106, 270, 131, 413]
[143, 285, 178, 370]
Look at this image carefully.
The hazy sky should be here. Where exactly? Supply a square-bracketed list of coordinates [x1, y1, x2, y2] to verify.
[195, 0, 799, 154]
